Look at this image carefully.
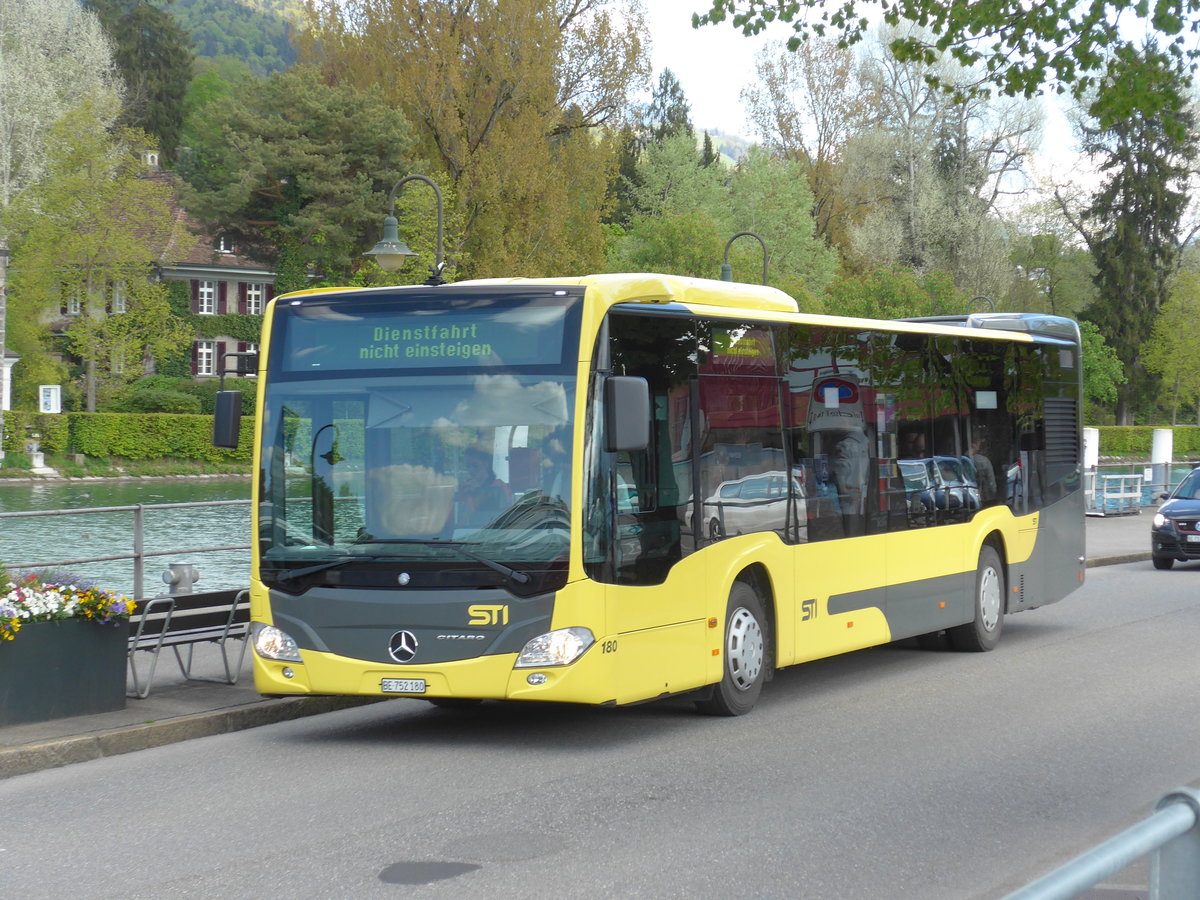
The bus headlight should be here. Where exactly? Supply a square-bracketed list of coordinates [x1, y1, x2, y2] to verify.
[252, 622, 303, 662]
[515, 627, 594, 668]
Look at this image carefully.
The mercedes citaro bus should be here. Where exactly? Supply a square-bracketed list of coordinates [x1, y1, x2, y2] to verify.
[213, 273, 1084, 715]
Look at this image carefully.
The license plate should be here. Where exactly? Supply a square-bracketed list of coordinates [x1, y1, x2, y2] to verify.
[1187, 535, 1200, 543]
[381, 678, 427, 694]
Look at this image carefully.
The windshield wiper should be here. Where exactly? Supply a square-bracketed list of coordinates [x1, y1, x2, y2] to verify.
[273, 556, 361, 582]
[352, 537, 531, 585]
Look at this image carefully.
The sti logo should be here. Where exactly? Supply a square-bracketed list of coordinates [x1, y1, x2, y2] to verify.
[816, 377, 859, 405]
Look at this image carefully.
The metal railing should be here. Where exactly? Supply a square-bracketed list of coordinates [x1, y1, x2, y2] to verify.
[0, 499, 251, 600]
[1004, 788, 1200, 899]
[1084, 461, 1198, 515]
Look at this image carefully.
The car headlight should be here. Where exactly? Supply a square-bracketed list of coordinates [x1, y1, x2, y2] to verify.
[1153, 512, 1168, 528]
[252, 622, 303, 662]
[515, 627, 594, 668]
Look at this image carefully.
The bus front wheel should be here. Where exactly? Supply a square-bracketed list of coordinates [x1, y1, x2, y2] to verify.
[696, 582, 769, 716]
[949, 545, 1005, 652]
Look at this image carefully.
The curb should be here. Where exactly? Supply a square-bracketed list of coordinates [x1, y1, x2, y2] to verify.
[0, 695, 383, 781]
[1087, 552, 1152, 568]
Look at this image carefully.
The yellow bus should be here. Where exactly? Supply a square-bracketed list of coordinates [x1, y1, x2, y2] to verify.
[214, 273, 1085, 715]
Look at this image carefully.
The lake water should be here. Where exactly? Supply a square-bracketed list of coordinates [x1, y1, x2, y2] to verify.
[0, 477, 253, 598]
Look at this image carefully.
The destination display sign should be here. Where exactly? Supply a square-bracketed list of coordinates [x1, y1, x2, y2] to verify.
[277, 295, 577, 373]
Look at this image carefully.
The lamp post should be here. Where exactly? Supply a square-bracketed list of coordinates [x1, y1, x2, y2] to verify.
[720, 231, 768, 284]
[967, 295, 995, 314]
[365, 174, 446, 285]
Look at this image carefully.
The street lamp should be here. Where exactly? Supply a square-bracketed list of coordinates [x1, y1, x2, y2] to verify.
[365, 174, 446, 285]
[720, 231, 768, 284]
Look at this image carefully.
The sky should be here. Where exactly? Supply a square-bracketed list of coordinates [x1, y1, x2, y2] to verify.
[644, 0, 772, 138]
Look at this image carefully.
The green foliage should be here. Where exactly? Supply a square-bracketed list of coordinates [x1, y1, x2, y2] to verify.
[112, 375, 259, 416]
[728, 147, 840, 297]
[644, 69, 694, 142]
[609, 212, 726, 278]
[85, 0, 193, 163]
[1141, 272, 1200, 423]
[1078, 318, 1126, 411]
[6, 96, 194, 411]
[1, 411, 72, 454]
[1007, 232, 1097, 317]
[151, 0, 299, 76]
[69, 412, 253, 461]
[113, 389, 203, 414]
[1079, 43, 1197, 422]
[178, 64, 415, 278]
[823, 268, 963, 319]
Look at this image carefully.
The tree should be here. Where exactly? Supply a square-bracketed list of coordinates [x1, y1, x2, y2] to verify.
[1007, 231, 1096, 317]
[644, 69, 693, 143]
[1078, 319, 1126, 415]
[1057, 44, 1199, 423]
[0, 0, 121, 211]
[628, 132, 726, 220]
[1142, 273, 1200, 424]
[742, 38, 868, 246]
[697, 0, 1200, 122]
[84, 0, 194, 164]
[727, 147, 839, 296]
[823, 267, 962, 319]
[6, 98, 194, 411]
[0, 0, 122, 431]
[842, 28, 1040, 299]
[302, 0, 650, 278]
[179, 65, 417, 279]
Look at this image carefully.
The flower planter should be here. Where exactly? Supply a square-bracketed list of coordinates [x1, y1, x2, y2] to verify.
[0, 619, 127, 726]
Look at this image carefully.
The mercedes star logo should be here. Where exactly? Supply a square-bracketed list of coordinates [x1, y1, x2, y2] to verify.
[388, 630, 418, 663]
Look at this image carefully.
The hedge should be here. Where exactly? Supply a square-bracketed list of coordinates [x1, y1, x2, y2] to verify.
[3, 412, 253, 462]
[1096, 426, 1200, 458]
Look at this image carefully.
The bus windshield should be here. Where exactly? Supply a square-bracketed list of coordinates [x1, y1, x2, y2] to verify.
[257, 290, 581, 585]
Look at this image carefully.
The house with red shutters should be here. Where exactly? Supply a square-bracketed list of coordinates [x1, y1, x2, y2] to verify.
[157, 226, 275, 378]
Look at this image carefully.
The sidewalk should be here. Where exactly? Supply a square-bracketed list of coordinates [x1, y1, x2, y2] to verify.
[0, 511, 1154, 780]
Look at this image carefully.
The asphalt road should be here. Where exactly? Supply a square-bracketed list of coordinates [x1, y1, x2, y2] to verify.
[3, 561, 1198, 899]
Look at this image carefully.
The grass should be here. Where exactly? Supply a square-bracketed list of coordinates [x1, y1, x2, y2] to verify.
[0, 452, 251, 479]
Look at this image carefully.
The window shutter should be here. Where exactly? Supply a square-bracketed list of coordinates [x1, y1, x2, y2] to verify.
[265, 284, 275, 303]
[190, 341, 199, 377]
[218, 282, 228, 314]
[190, 280, 199, 314]
[238, 283, 247, 314]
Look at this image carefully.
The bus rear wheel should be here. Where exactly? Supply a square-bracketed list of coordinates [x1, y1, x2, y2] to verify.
[696, 581, 769, 716]
[949, 545, 1005, 652]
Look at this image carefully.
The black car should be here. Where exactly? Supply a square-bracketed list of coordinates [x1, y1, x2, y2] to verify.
[1151, 466, 1200, 569]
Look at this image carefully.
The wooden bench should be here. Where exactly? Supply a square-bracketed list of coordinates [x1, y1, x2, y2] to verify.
[127, 589, 250, 699]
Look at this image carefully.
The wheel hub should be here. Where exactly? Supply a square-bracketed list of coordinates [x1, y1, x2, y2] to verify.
[979, 566, 1001, 631]
[727, 607, 764, 691]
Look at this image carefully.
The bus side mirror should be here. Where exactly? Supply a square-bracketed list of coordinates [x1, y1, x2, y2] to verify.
[605, 376, 649, 452]
[213, 391, 242, 449]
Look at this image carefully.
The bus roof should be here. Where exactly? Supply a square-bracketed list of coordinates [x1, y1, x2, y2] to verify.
[278, 273, 1076, 343]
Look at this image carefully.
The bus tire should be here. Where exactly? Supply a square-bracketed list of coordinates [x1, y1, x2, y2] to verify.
[696, 581, 769, 716]
[949, 545, 1005, 652]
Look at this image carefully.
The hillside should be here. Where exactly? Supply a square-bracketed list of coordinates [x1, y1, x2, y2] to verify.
[153, 0, 304, 75]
